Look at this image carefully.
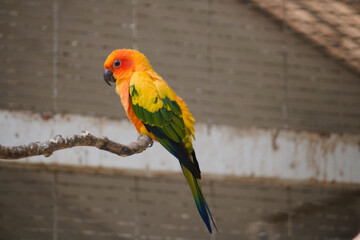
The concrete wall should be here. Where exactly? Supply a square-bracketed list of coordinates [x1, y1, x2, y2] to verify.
[1, 164, 359, 240]
[1, 110, 359, 183]
[0, 0, 359, 133]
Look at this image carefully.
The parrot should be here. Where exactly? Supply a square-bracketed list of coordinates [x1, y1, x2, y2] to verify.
[103, 49, 217, 233]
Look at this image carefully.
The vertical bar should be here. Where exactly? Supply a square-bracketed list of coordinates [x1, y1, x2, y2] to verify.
[53, 0, 59, 113]
[134, 176, 140, 240]
[132, 0, 138, 50]
[281, 0, 289, 129]
[52, 171, 58, 240]
[206, 0, 213, 133]
[209, 179, 217, 240]
[286, 185, 293, 238]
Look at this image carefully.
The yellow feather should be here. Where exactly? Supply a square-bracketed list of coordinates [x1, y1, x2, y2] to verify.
[130, 72, 166, 113]
[129, 64, 196, 151]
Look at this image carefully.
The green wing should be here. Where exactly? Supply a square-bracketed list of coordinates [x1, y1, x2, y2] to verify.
[129, 71, 200, 178]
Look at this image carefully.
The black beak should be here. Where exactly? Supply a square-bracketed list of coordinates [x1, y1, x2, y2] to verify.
[103, 69, 116, 86]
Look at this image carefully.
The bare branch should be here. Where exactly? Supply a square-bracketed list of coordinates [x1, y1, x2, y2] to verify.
[0, 131, 153, 159]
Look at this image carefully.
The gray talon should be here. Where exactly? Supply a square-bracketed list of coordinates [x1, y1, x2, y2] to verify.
[137, 134, 153, 147]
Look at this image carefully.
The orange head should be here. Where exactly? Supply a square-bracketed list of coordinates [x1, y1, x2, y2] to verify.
[103, 49, 151, 86]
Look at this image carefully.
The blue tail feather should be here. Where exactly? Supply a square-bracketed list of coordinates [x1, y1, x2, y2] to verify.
[147, 124, 217, 233]
[201, 189, 218, 233]
[180, 164, 217, 233]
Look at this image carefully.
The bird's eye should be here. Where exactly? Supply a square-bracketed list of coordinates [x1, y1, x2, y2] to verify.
[113, 60, 121, 68]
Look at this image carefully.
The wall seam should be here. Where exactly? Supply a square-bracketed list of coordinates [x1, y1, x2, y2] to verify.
[281, 0, 289, 130]
[52, 0, 59, 113]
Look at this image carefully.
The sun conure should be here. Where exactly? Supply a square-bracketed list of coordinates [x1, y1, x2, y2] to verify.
[103, 49, 217, 233]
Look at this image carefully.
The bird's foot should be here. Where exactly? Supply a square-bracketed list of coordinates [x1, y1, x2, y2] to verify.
[148, 140, 153, 148]
[137, 134, 153, 147]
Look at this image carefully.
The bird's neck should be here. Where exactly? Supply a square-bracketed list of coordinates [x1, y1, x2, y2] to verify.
[116, 78, 131, 115]
[115, 77, 146, 134]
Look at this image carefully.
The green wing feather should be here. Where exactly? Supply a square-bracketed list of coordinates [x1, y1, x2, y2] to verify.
[129, 72, 200, 178]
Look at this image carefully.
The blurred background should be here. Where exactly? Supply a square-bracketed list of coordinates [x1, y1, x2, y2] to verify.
[0, 0, 360, 239]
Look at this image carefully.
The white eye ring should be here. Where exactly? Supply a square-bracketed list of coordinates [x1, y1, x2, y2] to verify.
[113, 60, 121, 68]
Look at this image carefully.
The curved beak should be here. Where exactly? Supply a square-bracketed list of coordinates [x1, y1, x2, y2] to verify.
[103, 69, 116, 86]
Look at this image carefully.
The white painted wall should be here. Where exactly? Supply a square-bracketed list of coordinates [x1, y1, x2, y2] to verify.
[1, 110, 359, 183]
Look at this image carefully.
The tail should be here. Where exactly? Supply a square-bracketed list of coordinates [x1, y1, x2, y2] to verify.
[180, 163, 218, 233]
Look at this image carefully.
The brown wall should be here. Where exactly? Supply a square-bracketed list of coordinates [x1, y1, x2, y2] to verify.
[0, 0, 359, 133]
[1, 164, 359, 240]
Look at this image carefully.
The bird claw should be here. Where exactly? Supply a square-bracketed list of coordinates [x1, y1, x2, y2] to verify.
[137, 134, 153, 148]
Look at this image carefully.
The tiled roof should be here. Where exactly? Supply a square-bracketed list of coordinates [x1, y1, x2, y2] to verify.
[251, 0, 360, 73]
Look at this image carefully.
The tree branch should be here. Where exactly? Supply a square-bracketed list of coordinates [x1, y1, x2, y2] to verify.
[0, 131, 153, 159]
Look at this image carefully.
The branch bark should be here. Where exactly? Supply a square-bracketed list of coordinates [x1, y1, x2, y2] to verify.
[0, 131, 153, 159]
